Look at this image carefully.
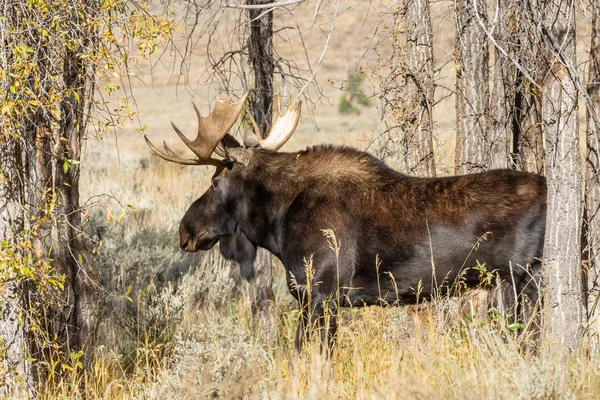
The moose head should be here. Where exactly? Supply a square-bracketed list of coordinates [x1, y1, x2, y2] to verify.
[144, 93, 301, 279]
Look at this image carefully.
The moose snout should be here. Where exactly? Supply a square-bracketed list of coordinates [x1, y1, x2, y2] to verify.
[179, 223, 195, 252]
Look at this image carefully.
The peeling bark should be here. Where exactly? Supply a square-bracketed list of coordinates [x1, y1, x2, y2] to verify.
[584, 0, 600, 358]
[454, 0, 490, 174]
[538, 0, 584, 351]
[400, 0, 436, 177]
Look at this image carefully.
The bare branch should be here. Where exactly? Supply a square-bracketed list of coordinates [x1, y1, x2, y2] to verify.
[224, 0, 304, 10]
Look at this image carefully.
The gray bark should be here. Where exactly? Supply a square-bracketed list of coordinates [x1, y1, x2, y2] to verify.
[454, 0, 490, 174]
[0, 138, 34, 394]
[584, 0, 600, 357]
[400, 0, 436, 177]
[538, 0, 585, 350]
[246, 0, 276, 343]
[514, 3, 544, 173]
[489, 1, 544, 172]
[489, 1, 514, 170]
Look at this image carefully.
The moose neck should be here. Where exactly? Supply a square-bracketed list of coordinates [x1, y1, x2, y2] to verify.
[232, 150, 309, 259]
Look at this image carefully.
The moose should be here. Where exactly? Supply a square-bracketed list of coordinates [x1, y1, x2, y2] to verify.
[145, 93, 547, 351]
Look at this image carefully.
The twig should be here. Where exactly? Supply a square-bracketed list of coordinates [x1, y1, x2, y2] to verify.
[471, 0, 542, 91]
[298, 0, 341, 97]
[224, 0, 304, 10]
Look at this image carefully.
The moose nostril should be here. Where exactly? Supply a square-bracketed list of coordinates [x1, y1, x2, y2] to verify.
[180, 230, 190, 250]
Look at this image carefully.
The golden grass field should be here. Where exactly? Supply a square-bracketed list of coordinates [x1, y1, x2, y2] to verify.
[65, 0, 600, 398]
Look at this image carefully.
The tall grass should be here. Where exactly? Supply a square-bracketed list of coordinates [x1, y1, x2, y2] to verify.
[36, 278, 600, 399]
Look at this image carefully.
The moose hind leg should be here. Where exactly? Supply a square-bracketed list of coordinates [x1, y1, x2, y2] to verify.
[310, 295, 339, 356]
[294, 305, 310, 353]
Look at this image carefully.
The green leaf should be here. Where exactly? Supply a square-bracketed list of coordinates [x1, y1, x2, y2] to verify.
[18, 44, 34, 53]
[63, 159, 69, 174]
[507, 322, 524, 332]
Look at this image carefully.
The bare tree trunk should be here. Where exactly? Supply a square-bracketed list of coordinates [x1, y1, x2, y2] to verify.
[401, 0, 436, 177]
[489, 1, 515, 169]
[489, 1, 544, 173]
[454, 0, 490, 174]
[248, 0, 274, 135]
[57, 42, 101, 367]
[515, 3, 544, 174]
[246, 0, 276, 343]
[584, 0, 600, 358]
[538, 0, 584, 351]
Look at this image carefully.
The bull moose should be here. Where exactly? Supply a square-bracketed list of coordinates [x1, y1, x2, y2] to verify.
[145, 93, 546, 351]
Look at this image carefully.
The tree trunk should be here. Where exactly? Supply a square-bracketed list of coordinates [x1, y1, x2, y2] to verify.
[584, 0, 600, 358]
[454, 0, 490, 174]
[400, 0, 436, 177]
[0, 138, 34, 394]
[489, 1, 515, 170]
[0, 0, 100, 390]
[515, 3, 544, 173]
[248, 0, 274, 135]
[489, 1, 544, 173]
[246, 0, 276, 343]
[539, 0, 585, 351]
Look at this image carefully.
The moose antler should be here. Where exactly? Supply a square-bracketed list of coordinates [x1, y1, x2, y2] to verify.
[244, 100, 302, 151]
[144, 93, 248, 167]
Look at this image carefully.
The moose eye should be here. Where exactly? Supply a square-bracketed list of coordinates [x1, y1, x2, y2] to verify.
[211, 176, 223, 191]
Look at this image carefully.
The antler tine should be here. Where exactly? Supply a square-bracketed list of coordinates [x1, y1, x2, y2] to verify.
[144, 135, 227, 168]
[258, 101, 302, 151]
[170, 121, 192, 147]
[144, 93, 249, 168]
[183, 92, 249, 159]
[242, 112, 263, 148]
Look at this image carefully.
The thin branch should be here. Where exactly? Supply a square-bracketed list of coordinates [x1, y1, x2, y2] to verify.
[471, 0, 542, 91]
[298, 0, 341, 97]
[224, 0, 304, 10]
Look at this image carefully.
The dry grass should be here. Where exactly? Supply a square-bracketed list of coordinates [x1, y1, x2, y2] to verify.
[38, 282, 600, 399]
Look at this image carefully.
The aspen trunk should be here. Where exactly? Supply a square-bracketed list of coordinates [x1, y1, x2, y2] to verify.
[247, 0, 276, 343]
[454, 0, 490, 174]
[539, 0, 584, 351]
[401, 0, 436, 177]
[489, 1, 515, 170]
[584, 0, 600, 358]
[515, 3, 544, 173]
[0, 138, 34, 394]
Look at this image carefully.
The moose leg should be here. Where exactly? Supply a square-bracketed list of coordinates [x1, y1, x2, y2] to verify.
[292, 288, 310, 353]
[310, 291, 340, 356]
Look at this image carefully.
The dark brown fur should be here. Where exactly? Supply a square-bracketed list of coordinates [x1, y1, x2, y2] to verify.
[179, 145, 547, 350]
